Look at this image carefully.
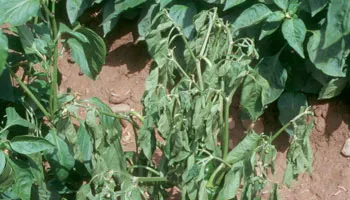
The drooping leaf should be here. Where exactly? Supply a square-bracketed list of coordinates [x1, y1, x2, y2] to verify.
[67, 27, 106, 80]
[66, 0, 92, 24]
[5, 107, 35, 129]
[282, 18, 306, 58]
[10, 136, 55, 155]
[257, 53, 287, 105]
[259, 11, 285, 40]
[0, 68, 14, 102]
[0, 159, 14, 191]
[0, 151, 5, 175]
[277, 92, 307, 130]
[9, 159, 33, 200]
[138, 4, 158, 40]
[169, 3, 197, 38]
[0, 0, 41, 26]
[0, 31, 8, 76]
[217, 167, 242, 200]
[318, 78, 348, 99]
[240, 71, 269, 121]
[76, 123, 93, 172]
[307, 30, 347, 77]
[225, 133, 261, 164]
[307, 0, 328, 17]
[224, 0, 247, 11]
[273, 0, 289, 11]
[324, 0, 350, 48]
[231, 4, 272, 31]
[56, 117, 77, 145]
[45, 130, 75, 182]
[268, 183, 280, 200]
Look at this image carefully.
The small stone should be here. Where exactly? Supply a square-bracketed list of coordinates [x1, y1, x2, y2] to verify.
[315, 118, 326, 132]
[342, 138, 350, 157]
[229, 118, 235, 130]
[109, 92, 130, 104]
[314, 107, 323, 117]
[111, 104, 131, 113]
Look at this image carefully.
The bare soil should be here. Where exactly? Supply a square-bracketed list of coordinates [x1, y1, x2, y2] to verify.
[58, 20, 350, 200]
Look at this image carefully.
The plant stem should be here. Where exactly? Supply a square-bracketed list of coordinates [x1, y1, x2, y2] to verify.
[222, 98, 230, 159]
[50, 1, 59, 116]
[133, 176, 168, 183]
[271, 108, 312, 142]
[9, 69, 50, 118]
[128, 165, 161, 176]
[206, 163, 226, 188]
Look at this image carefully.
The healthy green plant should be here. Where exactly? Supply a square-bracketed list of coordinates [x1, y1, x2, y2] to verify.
[0, 0, 348, 199]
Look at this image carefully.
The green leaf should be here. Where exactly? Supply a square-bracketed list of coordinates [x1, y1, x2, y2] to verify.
[0, 151, 5, 175]
[257, 53, 287, 105]
[324, 0, 350, 48]
[240, 71, 269, 121]
[307, 0, 328, 17]
[0, 68, 14, 102]
[5, 107, 35, 129]
[59, 23, 88, 43]
[268, 183, 280, 200]
[273, 0, 289, 11]
[0, 159, 14, 190]
[259, 11, 285, 40]
[45, 130, 75, 182]
[0, 31, 8, 76]
[56, 117, 77, 145]
[66, 0, 91, 24]
[169, 3, 197, 38]
[160, 0, 172, 9]
[225, 133, 261, 164]
[102, 0, 119, 37]
[0, 0, 40, 26]
[76, 124, 93, 172]
[318, 78, 348, 99]
[217, 167, 242, 200]
[9, 159, 33, 200]
[10, 136, 55, 154]
[138, 4, 158, 40]
[307, 30, 347, 77]
[67, 27, 106, 80]
[282, 18, 306, 58]
[277, 92, 307, 127]
[224, 0, 247, 11]
[232, 4, 272, 31]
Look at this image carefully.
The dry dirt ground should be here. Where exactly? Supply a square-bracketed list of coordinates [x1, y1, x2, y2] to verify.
[58, 20, 350, 200]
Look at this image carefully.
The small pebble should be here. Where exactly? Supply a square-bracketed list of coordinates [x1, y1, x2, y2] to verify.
[314, 107, 323, 117]
[111, 104, 131, 113]
[342, 138, 350, 157]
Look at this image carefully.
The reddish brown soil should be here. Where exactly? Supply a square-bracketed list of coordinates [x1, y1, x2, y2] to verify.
[58, 21, 350, 200]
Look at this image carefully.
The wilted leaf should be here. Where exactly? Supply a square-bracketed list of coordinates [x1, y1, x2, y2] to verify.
[217, 167, 242, 200]
[0, 31, 8, 76]
[257, 53, 287, 105]
[169, 3, 197, 38]
[241, 71, 269, 121]
[225, 133, 261, 164]
[5, 107, 35, 129]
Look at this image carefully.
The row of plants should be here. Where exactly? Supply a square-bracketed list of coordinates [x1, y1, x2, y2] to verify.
[0, 0, 348, 199]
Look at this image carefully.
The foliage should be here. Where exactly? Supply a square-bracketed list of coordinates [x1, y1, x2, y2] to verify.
[0, 0, 348, 199]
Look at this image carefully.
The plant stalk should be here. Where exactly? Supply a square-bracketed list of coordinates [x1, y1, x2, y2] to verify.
[9, 69, 50, 118]
[133, 176, 168, 183]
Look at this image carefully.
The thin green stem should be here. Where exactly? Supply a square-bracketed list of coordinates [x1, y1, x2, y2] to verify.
[271, 108, 313, 142]
[222, 98, 230, 159]
[133, 176, 168, 183]
[50, 0, 59, 116]
[9, 69, 50, 119]
[128, 165, 161, 176]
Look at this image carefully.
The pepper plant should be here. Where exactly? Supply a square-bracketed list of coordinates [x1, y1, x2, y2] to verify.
[0, 0, 348, 199]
